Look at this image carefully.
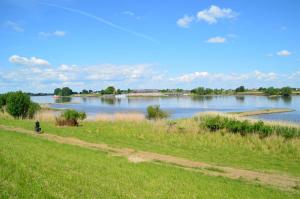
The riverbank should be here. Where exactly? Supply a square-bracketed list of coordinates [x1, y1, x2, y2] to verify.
[1, 111, 300, 175]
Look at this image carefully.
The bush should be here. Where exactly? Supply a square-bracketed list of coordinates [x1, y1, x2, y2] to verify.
[6, 91, 31, 119]
[201, 114, 299, 138]
[56, 109, 86, 126]
[0, 94, 8, 112]
[203, 116, 225, 131]
[146, 105, 169, 120]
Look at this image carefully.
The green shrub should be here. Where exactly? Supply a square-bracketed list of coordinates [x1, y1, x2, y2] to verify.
[0, 93, 8, 112]
[203, 116, 225, 131]
[146, 105, 169, 120]
[5, 91, 31, 119]
[56, 109, 86, 126]
[201, 114, 299, 138]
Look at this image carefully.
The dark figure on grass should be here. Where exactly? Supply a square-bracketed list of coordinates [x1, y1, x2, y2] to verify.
[35, 120, 41, 133]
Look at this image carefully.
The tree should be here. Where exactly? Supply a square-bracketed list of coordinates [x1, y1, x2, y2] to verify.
[6, 91, 31, 118]
[281, 87, 292, 97]
[81, 89, 89, 94]
[54, 88, 62, 95]
[61, 87, 73, 96]
[191, 87, 206, 95]
[235, 86, 245, 92]
[104, 86, 116, 94]
[264, 87, 280, 96]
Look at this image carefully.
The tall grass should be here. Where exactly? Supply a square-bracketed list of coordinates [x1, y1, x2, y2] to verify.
[93, 112, 145, 121]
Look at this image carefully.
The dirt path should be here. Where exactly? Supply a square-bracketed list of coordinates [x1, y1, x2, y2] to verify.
[0, 124, 299, 192]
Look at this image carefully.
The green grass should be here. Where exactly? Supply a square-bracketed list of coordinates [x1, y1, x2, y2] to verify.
[1, 130, 299, 198]
[0, 115, 299, 176]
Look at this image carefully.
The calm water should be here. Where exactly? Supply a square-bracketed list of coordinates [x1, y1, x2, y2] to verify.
[31, 95, 300, 122]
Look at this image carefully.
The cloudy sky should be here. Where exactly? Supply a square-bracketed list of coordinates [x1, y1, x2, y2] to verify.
[0, 0, 300, 92]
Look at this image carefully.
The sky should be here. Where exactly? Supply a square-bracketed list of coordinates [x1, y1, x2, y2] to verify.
[0, 0, 300, 93]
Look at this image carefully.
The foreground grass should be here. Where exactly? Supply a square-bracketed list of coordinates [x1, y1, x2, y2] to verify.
[0, 115, 299, 176]
[1, 130, 299, 198]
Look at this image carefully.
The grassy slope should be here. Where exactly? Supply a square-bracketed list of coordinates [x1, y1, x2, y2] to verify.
[0, 117, 299, 176]
[1, 130, 299, 199]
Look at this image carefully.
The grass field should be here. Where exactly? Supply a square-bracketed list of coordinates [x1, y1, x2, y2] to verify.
[0, 113, 300, 177]
[1, 129, 300, 198]
[1, 112, 300, 198]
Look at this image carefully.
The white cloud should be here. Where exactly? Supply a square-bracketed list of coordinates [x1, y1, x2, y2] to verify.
[206, 36, 226, 43]
[53, 30, 66, 36]
[9, 55, 50, 66]
[197, 5, 238, 24]
[177, 15, 194, 28]
[4, 20, 24, 32]
[122, 11, 135, 16]
[39, 30, 66, 38]
[171, 71, 279, 83]
[171, 72, 209, 82]
[86, 64, 153, 81]
[277, 50, 291, 56]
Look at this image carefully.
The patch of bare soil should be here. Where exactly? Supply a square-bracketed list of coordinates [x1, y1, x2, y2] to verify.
[1, 124, 299, 191]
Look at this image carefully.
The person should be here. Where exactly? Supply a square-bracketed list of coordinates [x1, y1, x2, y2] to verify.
[35, 120, 41, 133]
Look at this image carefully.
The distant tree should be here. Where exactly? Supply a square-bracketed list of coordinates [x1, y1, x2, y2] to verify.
[191, 87, 206, 95]
[81, 89, 88, 94]
[54, 88, 62, 95]
[127, 88, 132, 93]
[176, 88, 183, 93]
[235, 86, 245, 92]
[281, 87, 292, 97]
[258, 87, 266, 92]
[104, 86, 116, 94]
[264, 87, 280, 96]
[61, 87, 73, 96]
[88, 90, 93, 94]
[116, 89, 122, 94]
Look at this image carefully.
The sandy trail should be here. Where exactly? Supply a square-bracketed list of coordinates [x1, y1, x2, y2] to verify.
[0, 124, 299, 192]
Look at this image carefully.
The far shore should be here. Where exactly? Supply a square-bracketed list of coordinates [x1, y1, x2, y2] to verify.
[229, 108, 294, 117]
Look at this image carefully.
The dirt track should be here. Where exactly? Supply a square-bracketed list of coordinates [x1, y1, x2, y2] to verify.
[0, 124, 299, 192]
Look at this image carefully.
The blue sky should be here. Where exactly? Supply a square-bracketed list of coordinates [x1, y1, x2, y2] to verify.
[0, 0, 300, 92]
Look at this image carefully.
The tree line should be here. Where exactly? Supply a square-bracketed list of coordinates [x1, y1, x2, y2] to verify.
[53, 86, 132, 96]
[191, 86, 295, 97]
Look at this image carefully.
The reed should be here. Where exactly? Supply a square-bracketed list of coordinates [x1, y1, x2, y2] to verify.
[93, 112, 145, 121]
[33, 110, 58, 121]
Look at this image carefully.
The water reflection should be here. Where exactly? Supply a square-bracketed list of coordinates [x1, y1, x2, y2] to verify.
[100, 97, 121, 105]
[267, 96, 280, 102]
[191, 95, 213, 102]
[55, 97, 72, 103]
[235, 96, 245, 103]
[282, 96, 292, 104]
